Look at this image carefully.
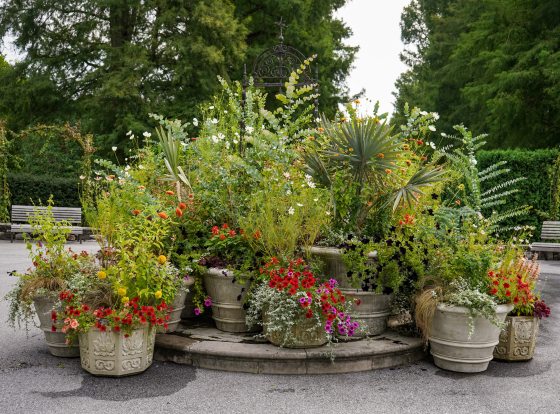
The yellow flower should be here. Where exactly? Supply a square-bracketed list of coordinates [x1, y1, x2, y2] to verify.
[121, 296, 129, 304]
[157, 255, 167, 265]
[97, 270, 107, 280]
[117, 287, 127, 297]
[154, 290, 163, 300]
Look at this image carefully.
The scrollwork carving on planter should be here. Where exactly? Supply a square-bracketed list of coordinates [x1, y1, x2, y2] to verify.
[94, 359, 115, 371]
[122, 358, 142, 371]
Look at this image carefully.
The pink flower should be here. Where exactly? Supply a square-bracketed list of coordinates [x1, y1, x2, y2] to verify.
[70, 319, 79, 329]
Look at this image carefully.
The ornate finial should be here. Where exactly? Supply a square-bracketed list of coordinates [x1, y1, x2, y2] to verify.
[275, 17, 286, 43]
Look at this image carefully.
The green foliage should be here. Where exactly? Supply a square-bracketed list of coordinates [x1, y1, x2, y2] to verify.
[8, 173, 81, 207]
[476, 148, 559, 234]
[550, 154, 560, 221]
[0, 121, 10, 221]
[394, 0, 560, 149]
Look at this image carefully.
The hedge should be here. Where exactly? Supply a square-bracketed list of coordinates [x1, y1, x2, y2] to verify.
[8, 173, 81, 209]
[477, 148, 560, 238]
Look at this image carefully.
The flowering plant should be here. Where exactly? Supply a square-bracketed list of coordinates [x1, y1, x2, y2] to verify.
[246, 257, 359, 346]
[54, 291, 170, 344]
[201, 223, 258, 270]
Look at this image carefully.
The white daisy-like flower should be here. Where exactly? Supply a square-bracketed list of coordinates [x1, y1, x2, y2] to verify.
[288, 206, 295, 215]
[296, 203, 304, 207]
[209, 105, 215, 110]
[246, 126, 254, 134]
[428, 125, 436, 132]
[211, 135, 219, 144]
[129, 134, 135, 140]
[79, 175, 86, 180]
[126, 130, 132, 136]
[441, 132, 447, 137]
[233, 139, 239, 144]
[432, 112, 440, 120]
[192, 118, 199, 127]
[211, 118, 218, 124]
[325, 211, 331, 216]
[429, 142, 436, 149]
[217, 132, 225, 140]
[112, 146, 117, 152]
[143, 131, 152, 138]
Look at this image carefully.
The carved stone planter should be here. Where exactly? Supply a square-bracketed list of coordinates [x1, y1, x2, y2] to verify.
[429, 303, 513, 373]
[264, 313, 327, 348]
[33, 295, 80, 358]
[493, 316, 539, 361]
[203, 268, 254, 333]
[79, 326, 155, 376]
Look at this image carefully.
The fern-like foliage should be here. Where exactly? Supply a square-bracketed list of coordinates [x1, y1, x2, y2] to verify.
[436, 124, 530, 232]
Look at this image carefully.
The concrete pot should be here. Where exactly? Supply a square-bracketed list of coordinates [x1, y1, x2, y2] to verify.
[180, 276, 197, 319]
[264, 313, 327, 348]
[493, 315, 539, 361]
[79, 326, 155, 376]
[429, 303, 513, 373]
[33, 295, 80, 358]
[165, 281, 191, 333]
[203, 268, 254, 333]
[309, 246, 389, 336]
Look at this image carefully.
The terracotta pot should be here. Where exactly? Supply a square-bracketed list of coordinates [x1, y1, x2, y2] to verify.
[79, 325, 155, 376]
[33, 295, 80, 358]
[203, 268, 254, 333]
[493, 315, 539, 361]
[429, 303, 513, 373]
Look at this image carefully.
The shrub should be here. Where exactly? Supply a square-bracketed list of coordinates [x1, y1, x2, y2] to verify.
[477, 148, 559, 238]
[8, 173, 81, 208]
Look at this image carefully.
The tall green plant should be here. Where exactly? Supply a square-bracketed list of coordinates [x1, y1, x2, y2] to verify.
[0, 120, 10, 221]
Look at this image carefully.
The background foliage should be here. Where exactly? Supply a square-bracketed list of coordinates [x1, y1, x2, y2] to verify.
[393, 0, 560, 149]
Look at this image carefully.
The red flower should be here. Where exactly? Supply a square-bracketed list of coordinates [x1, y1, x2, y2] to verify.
[178, 202, 187, 210]
[503, 283, 510, 289]
[211, 226, 220, 235]
[228, 230, 236, 237]
[51, 310, 57, 321]
[113, 326, 120, 332]
[157, 212, 169, 219]
[490, 288, 498, 295]
[222, 223, 229, 229]
[253, 230, 261, 240]
[219, 234, 226, 240]
[51, 325, 56, 332]
[505, 290, 511, 297]
[175, 207, 183, 217]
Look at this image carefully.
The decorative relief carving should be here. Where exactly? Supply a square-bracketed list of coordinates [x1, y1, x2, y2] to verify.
[122, 330, 144, 356]
[94, 359, 115, 371]
[122, 358, 142, 371]
[93, 332, 116, 357]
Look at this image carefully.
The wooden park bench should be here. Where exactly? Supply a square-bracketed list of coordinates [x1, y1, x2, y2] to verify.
[10, 205, 84, 243]
[530, 221, 560, 256]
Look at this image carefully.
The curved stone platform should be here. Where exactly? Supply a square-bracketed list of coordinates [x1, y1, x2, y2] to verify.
[154, 322, 426, 374]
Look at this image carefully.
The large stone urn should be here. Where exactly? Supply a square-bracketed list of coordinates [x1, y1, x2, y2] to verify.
[33, 295, 80, 357]
[79, 325, 155, 376]
[309, 246, 390, 336]
[493, 315, 539, 361]
[203, 268, 254, 333]
[429, 303, 513, 373]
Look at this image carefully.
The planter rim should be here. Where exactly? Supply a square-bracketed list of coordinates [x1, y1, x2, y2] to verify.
[436, 302, 514, 314]
[308, 245, 377, 258]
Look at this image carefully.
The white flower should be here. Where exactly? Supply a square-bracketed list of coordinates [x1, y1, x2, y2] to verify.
[283, 172, 291, 179]
[217, 132, 225, 140]
[211, 118, 218, 124]
[124, 165, 131, 171]
[225, 141, 230, 149]
[79, 175, 86, 180]
[211, 135, 219, 144]
[441, 132, 447, 137]
[143, 131, 152, 138]
[112, 146, 117, 152]
[129, 134, 135, 140]
[95, 176, 102, 181]
[288, 206, 295, 215]
[192, 118, 199, 127]
[224, 110, 228, 114]
[315, 117, 321, 123]
[138, 164, 144, 170]
[429, 141, 436, 149]
[313, 198, 318, 202]
[233, 139, 239, 144]
[209, 105, 215, 110]
[471, 158, 478, 165]
[420, 110, 428, 116]
[325, 211, 331, 216]
[246, 126, 254, 134]
[432, 112, 440, 120]
[296, 203, 304, 207]
[126, 130, 132, 136]
[428, 125, 436, 132]
[286, 189, 292, 195]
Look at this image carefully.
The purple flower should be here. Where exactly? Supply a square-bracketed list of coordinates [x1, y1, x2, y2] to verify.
[299, 297, 307, 304]
[328, 278, 338, 288]
[203, 297, 212, 307]
[194, 307, 201, 316]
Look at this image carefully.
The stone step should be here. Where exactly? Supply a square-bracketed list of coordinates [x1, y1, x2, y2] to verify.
[154, 322, 426, 375]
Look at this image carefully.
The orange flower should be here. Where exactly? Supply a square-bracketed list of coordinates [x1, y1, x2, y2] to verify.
[138, 185, 146, 190]
[405, 160, 412, 166]
[132, 209, 141, 216]
[416, 140, 424, 146]
[455, 199, 461, 206]
[377, 153, 385, 159]
[158, 212, 169, 219]
[175, 208, 183, 217]
[385, 169, 392, 174]
[219, 234, 226, 240]
[178, 202, 187, 210]
[165, 190, 174, 196]
[253, 230, 261, 240]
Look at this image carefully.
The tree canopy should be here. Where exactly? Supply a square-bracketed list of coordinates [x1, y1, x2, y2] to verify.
[0, 0, 356, 151]
[393, 0, 560, 149]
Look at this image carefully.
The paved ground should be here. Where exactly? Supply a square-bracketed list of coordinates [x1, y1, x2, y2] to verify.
[1, 240, 559, 414]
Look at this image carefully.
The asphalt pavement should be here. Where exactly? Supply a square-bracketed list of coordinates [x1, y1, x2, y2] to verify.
[1, 240, 559, 414]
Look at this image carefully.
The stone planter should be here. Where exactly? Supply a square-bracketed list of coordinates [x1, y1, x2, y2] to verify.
[493, 315, 539, 361]
[429, 303, 513, 373]
[309, 246, 389, 336]
[344, 290, 393, 337]
[264, 313, 327, 348]
[203, 268, 254, 333]
[79, 326, 155, 376]
[180, 276, 197, 319]
[165, 279, 194, 333]
[33, 295, 80, 358]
